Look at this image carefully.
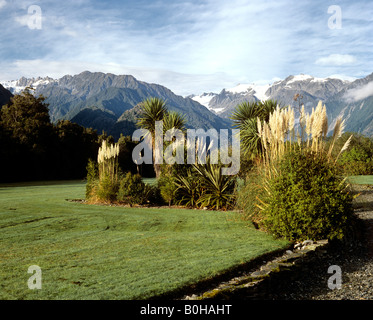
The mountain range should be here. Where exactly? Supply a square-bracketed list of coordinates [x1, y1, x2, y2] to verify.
[189, 73, 373, 136]
[1, 72, 231, 139]
[1, 71, 373, 137]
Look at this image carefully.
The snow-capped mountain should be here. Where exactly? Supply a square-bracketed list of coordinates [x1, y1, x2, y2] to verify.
[188, 83, 271, 116]
[2, 72, 372, 136]
[226, 83, 271, 101]
[1, 76, 58, 94]
[190, 74, 352, 118]
[187, 92, 216, 109]
[324, 72, 373, 136]
[191, 72, 373, 136]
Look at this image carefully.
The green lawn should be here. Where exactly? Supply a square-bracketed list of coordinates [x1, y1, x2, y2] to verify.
[0, 181, 289, 300]
[347, 175, 373, 185]
[142, 178, 157, 186]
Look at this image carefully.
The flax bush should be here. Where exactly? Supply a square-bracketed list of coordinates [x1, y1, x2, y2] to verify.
[193, 162, 237, 210]
[174, 169, 203, 208]
[171, 161, 236, 210]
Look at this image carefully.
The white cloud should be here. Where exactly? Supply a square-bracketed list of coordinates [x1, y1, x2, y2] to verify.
[315, 54, 357, 66]
[0, 0, 6, 10]
[1, 1, 372, 95]
[14, 14, 30, 27]
[344, 81, 373, 102]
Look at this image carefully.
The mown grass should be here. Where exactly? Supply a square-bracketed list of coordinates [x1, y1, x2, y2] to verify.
[347, 175, 373, 185]
[142, 178, 157, 186]
[0, 181, 289, 300]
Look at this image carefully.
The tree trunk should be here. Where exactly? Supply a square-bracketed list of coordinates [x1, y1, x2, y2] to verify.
[154, 163, 161, 179]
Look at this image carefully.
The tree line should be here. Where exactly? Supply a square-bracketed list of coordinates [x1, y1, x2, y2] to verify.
[0, 88, 159, 183]
[0, 88, 101, 182]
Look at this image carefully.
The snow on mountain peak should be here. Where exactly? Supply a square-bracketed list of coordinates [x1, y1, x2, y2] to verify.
[0, 76, 58, 94]
[189, 92, 216, 108]
[285, 74, 352, 86]
[286, 74, 313, 85]
[227, 83, 270, 101]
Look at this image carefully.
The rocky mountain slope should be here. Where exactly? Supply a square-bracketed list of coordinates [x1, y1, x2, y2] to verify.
[1, 71, 231, 139]
[2, 71, 372, 137]
[190, 73, 373, 136]
[326, 72, 373, 136]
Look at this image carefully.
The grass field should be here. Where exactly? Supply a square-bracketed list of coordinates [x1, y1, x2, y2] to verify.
[142, 178, 157, 186]
[0, 180, 289, 300]
[347, 175, 373, 185]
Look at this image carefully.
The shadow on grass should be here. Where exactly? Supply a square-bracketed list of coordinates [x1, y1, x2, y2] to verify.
[149, 246, 292, 300]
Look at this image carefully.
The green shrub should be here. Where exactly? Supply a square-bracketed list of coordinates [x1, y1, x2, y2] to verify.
[262, 150, 355, 241]
[86, 159, 98, 200]
[158, 175, 177, 206]
[143, 183, 163, 205]
[235, 167, 265, 223]
[338, 146, 373, 175]
[96, 174, 119, 203]
[117, 172, 146, 206]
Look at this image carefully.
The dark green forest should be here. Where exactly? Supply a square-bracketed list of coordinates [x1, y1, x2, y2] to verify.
[0, 88, 157, 182]
[0, 89, 100, 182]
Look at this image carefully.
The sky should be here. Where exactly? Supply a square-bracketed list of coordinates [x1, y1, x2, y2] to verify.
[0, 0, 372, 96]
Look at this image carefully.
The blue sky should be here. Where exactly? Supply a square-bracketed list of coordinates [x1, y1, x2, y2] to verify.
[0, 0, 372, 95]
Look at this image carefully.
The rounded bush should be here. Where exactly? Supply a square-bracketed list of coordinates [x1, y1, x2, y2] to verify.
[96, 174, 119, 203]
[263, 150, 356, 241]
[117, 172, 146, 206]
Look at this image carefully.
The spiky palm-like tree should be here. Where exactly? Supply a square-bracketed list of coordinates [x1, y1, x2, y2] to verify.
[137, 97, 168, 131]
[258, 100, 278, 122]
[239, 118, 263, 158]
[231, 100, 279, 129]
[137, 97, 168, 178]
[230, 99, 279, 159]
[161, 110, 187, 177]
[231, 101, 260, 129]
[137, 98, 187, 178]
[163, 111, 186, 134]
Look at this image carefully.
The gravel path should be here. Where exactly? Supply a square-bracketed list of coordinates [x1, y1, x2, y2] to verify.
[266, 184, 373, 300]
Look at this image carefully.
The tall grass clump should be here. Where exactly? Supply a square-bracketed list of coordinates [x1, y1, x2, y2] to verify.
[240, 100, 356, 241]
[86, 140, 161, 206]
[86, 140, 120, 203]
[97, 140, 120, 183]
